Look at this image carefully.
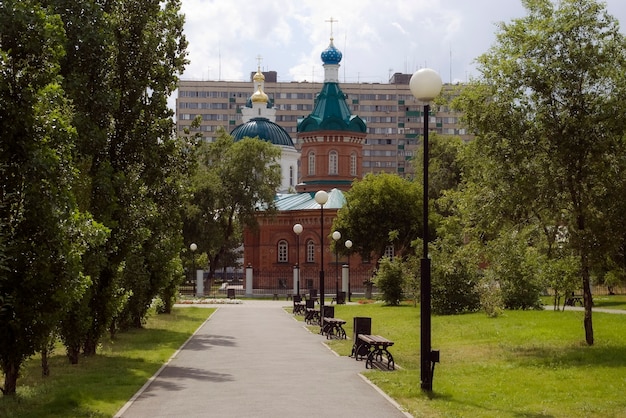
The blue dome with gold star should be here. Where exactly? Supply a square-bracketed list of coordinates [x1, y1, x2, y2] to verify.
[321, 39, 342, 65]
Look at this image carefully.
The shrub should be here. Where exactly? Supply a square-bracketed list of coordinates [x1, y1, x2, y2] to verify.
[374, 257, 406, 306]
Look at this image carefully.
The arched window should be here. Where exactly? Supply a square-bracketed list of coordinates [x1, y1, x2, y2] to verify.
[306, 240, 316, 263]
[278, 240, 288, 263]
[329, 150, 338, 175]
[350, 152, 357, 176]
[384, 245, 395, 261]
[308, 151, 315, 176]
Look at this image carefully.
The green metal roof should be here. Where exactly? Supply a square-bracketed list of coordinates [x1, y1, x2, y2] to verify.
[297, 83, 366, 134]
[274, 188, 346, 211]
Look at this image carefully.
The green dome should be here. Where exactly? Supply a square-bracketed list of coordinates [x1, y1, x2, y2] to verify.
[231, 117, 294, 147]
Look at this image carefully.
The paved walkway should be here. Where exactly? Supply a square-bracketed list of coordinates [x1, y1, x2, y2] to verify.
[115, 300, 411, 418]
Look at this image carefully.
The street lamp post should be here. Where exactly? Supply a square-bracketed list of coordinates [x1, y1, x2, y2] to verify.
[345, 239, 353, 302]
[332, 231, 341, 300]
[293, 223, 303, 297]
[410, 67, 443, 392]
[314, 190, 329, 315]
[190, 243, 198, 294]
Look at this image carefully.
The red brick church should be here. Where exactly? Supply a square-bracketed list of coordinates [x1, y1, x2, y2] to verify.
[237, 34, 374, 296]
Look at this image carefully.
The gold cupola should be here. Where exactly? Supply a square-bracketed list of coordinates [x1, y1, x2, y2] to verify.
[251, 85, 269, 103]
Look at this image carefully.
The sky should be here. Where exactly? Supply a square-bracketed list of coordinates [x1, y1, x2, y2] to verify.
[177, 0, 626, 87]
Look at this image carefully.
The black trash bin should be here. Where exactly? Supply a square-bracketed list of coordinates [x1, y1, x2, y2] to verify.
[351, 317, 372, 359]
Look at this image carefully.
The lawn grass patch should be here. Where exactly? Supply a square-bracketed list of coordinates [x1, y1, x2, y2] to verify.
[325, 303, 626, 418]
[0, 307, 214, 418]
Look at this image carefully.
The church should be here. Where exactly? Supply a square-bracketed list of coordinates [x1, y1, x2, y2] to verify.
[233, 33, 373, 297]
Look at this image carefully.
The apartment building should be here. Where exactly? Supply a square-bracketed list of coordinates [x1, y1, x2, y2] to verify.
[176, 72, 470, 177]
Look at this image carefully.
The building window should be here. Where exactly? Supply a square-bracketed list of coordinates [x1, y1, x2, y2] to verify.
[306, 240, 315, 263]
[350, 152, 357, 176]
[384, 245, 395, 260]
[329, 150, 338, 175]
[278, 240, 288, 263]
[289, 165, 294, 186]
[308, 151, 315, 176]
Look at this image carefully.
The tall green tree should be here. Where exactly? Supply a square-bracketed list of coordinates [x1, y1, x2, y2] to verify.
[453, 0, 626, 344]
[45, 0, 189, 355]
[184, 130, 282, 280]
[332, 172, 423, 262]
[0, 1, 101, 394]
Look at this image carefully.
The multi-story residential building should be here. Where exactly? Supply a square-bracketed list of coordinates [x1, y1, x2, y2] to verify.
[176, 74, 470, 178]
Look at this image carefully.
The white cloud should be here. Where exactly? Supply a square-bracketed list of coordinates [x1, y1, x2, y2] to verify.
[178, 0, 626, 85]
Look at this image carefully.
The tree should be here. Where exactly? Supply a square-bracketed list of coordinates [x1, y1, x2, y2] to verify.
[0, 1, 99, 394]
[453, 0, 626, 345]
[184, 130, 282, 282]
[47, 0, 189, 354]
[332, 173, 423, 262]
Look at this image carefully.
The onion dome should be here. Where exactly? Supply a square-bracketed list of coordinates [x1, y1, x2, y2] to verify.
[251, 85, 269, 103]
[231, 117, 294, 147]
[321, 38, 342, 65]
[253, 67, 265, 82]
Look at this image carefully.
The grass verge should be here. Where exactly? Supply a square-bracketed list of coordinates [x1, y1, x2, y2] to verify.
[0, 307, 214, 418]
[323, 303, 626, 418]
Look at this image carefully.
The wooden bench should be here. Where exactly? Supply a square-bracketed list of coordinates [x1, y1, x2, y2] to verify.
[564, 295, 584, 307]
[305, 308, 320, 325]
[321, 317, 346, 340]
[354, 334, 395, 370]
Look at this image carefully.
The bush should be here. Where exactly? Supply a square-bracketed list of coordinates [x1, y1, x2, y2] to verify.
[477, 275, 504, 317]
[431, 259, 481, 315]
[486, 230, 544, 310]
[428, 241, 482, 315]
[374, 257, 406, 305]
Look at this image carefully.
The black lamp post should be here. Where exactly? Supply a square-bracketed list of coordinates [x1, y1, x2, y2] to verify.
[293, 223, 303, 297]
[332, 230, 341, 300]
[345, 239, 352, 302]
[409, 67, 442, 392]
[314, 190, 329, 312]
[190, 243, 197, 294]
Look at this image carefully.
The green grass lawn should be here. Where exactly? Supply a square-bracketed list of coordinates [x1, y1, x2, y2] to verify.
[4, 302, 626, 418]
[0, 307, 214, 418]
[542, 294, 626, 310]
[324, 303, 626, 418]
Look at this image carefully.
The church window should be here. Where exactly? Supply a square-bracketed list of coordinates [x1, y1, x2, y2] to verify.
[350, 152, 357, 176]
[329, 150, 338, 175]
[289, 166, 294, 186]
[308, 151, 315, 176]
[384, 245, 395, 260]
[306, 240, 315, 263]
[278, 240, 288, 263]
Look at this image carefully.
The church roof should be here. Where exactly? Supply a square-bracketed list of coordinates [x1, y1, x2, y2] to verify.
[231, 117, 294, 147]
[297, 37, 366, 134]
[274, 188, 345, 211]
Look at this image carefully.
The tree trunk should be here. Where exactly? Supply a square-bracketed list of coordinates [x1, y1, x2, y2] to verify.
[581, 254, 594, 345]
[66, 345, 80, 365]
[41, 347, 50, 377]
[2, 361, 19, 395]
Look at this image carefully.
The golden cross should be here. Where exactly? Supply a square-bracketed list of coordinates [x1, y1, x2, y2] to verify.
[256, 54, 263, 68]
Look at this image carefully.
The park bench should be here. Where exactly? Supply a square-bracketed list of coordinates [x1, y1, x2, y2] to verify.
[322, 317, 347, 340]
[304, 299, 319, 325]
[353, 334, 395, 370]
[292, 295, 305, 315]
[564, 294, 584, 307]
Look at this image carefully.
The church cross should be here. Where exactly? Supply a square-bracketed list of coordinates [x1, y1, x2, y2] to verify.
[325, 17, 338, 38]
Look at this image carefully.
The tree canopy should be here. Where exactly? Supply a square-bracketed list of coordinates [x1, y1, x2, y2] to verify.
[453, 0, 626, 344]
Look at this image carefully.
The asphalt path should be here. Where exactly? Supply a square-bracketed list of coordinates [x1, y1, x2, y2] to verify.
[115, 300, 411, 418]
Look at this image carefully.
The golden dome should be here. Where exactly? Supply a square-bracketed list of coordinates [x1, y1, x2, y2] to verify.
[251, 85, 268, 103]
[253, 67, 265, 82]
